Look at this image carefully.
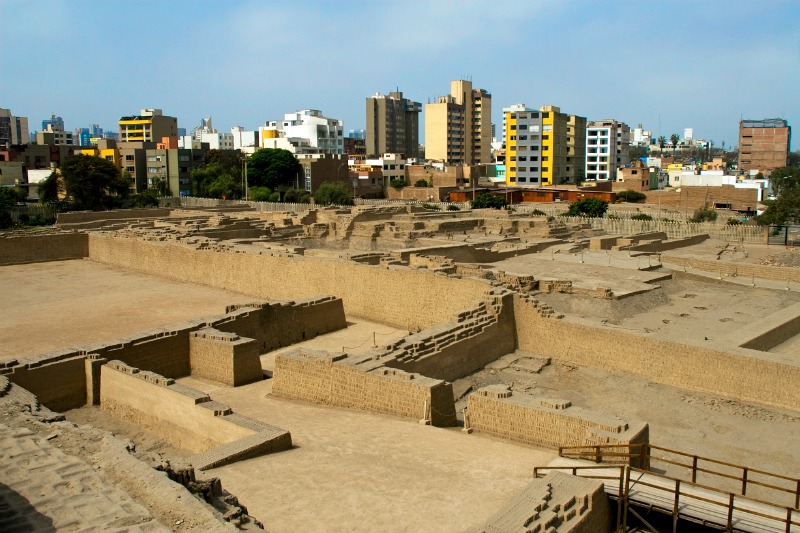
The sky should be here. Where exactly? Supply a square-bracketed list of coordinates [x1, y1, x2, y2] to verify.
[1, 0, 798, 149]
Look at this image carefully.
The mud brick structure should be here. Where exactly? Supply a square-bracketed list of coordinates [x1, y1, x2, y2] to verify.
[467, 385, 649, 467]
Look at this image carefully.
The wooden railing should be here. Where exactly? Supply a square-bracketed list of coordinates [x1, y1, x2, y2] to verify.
[534, 464, 800, 533]
[558, 443, 800, 510]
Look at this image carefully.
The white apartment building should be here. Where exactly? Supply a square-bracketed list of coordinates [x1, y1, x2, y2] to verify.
[231, 126, 258, 152]
[631, 124, 651, 146]
[260, 109, 343, 154]
[586, 119, 631, 181]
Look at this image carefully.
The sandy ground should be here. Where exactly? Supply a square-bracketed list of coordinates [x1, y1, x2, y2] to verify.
[180, 377, 554, 533]
[0, 259, 255, 362]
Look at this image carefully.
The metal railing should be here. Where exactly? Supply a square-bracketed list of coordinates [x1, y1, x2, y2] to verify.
[559, 443, 800, 509]
[534, 463, 800, 533]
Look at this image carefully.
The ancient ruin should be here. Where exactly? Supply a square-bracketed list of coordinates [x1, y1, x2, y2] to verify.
[1, 200, 799, 532]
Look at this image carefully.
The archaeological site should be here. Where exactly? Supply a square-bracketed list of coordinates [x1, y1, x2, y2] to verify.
[2, 199, 799, 532]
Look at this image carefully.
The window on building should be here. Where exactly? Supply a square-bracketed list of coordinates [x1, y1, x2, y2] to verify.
[519, 125, 528, 130]
[519, 167, 526, 171]
[125, 155, 134, 161]
[542, 167, 548, 172]
[126, 166, 134, 172]
[510, 125, 516, 130]
[148, 167, 159, 173]
[542, 135, 549, 140]
[510, 166, 516, 171]
[531, 167, 539, 172]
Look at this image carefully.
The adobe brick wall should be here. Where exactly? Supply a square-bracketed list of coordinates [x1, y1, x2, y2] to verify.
[87, 233, 490, 331]
[100, 361, 258, 454]
[467, 471, 611, 533]
[378, 290, 518, 381]
[189, 328, 262, 386]
[0, 233, 88, 265]
[3, 295, 345, 410]
[467, 385, 648, 467]
[513, 294, 800, 411]
[2, 352, 87, 412]
[271, 349, 457, 427]
[216, 296, 346, 354]
[56, 208, 172, 225]
[663, 255, 800, 283]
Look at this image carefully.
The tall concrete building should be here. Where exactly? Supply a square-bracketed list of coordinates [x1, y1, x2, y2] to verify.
[503, 105, 586, 187]
[424, 80, 491, 164]
[365, 91, 421, 158]
[261, 109, 343, 155]
[118, 108, 178, 143]
[586, 119, 631, 181]
[738, 118, 791, 172]
[0, 108, 29, 147]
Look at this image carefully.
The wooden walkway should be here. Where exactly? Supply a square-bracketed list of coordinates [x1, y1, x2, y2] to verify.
[538, 457, 799, 532]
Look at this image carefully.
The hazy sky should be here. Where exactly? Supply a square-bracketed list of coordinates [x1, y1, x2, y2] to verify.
[2, 0, 798, 148]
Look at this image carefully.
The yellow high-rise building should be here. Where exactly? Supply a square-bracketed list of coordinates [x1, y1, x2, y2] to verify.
[424, 80, 491, 165]
[118, 108, 178, 143]
[504, 104, 586, 187]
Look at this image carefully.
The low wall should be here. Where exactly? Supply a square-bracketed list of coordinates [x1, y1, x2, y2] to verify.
[56, 208, 172, 225]
[467, 385, 648, 467]
[189, 328, 262, 386]
[663, 255, 800, 283]
[0, 233, 88, 265]
[87, 233, 489, 331]
[513, 295, 800, 411]
[1, 352, 87, 412]
[2, 295, 345, 410]
[732, 301, 800, 351]
[218, 296, 346, 353]
[100, 361, 291, 464]
[378, 290, 518, 381]
[271, 349, 457, 427]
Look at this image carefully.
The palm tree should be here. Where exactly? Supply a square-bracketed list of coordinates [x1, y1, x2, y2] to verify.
[670, 133, 680, 156]
[658, 136, 667, 153]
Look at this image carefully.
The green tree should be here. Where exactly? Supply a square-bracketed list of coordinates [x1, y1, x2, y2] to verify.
[191, 162, 241, 199]
[471, 193, 507, 209]
[565, 198, 609, 217]
[283, 188, 310, 203]
[38, 171, 62, 204]
[246, 149, 301, 191]
[0, 187, 27, 229]
[248, 186, 277, 202]
[658, 136, 667, 152]
[314, 182, 353, 206]
[615, 190, 646, 203]
[690, 205, 718, 223]
[59, 154, 128, 210]
[758, 165, 800, 225]
[670, 133, 680, 155]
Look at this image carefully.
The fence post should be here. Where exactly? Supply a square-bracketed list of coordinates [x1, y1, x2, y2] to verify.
[595, 445, 601, 463]
[673, 479, 681, 533]
[727, 493, 735, 532]
[742, 467, 748, 496]
[692, 455, 698, 483]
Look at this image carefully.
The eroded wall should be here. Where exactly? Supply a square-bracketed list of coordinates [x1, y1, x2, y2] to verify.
[0, 233, 88, 265]
[467, 385, 649, 467]
[87, 233, 489, 330]
[271, 349, 458, 427]
[514, 294, 800, 411]
[100, 361, 254, 453]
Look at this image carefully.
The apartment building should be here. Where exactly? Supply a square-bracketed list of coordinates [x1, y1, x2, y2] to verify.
[144, 137, 205, 197]
[261, 109, 343, 154]
[504, 105, 586, 186]
[0, 108, 30, 147]
[425, 80, 492, 165]
[118, 109, 178, 143]
[586, 119, 631, 181]
[738, 118, 791, 172]
[36, 123, 73, 146]
[365, 91, 421, 158]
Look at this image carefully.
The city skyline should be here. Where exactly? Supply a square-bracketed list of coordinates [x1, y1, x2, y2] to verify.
[2, 0, 798, 149]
